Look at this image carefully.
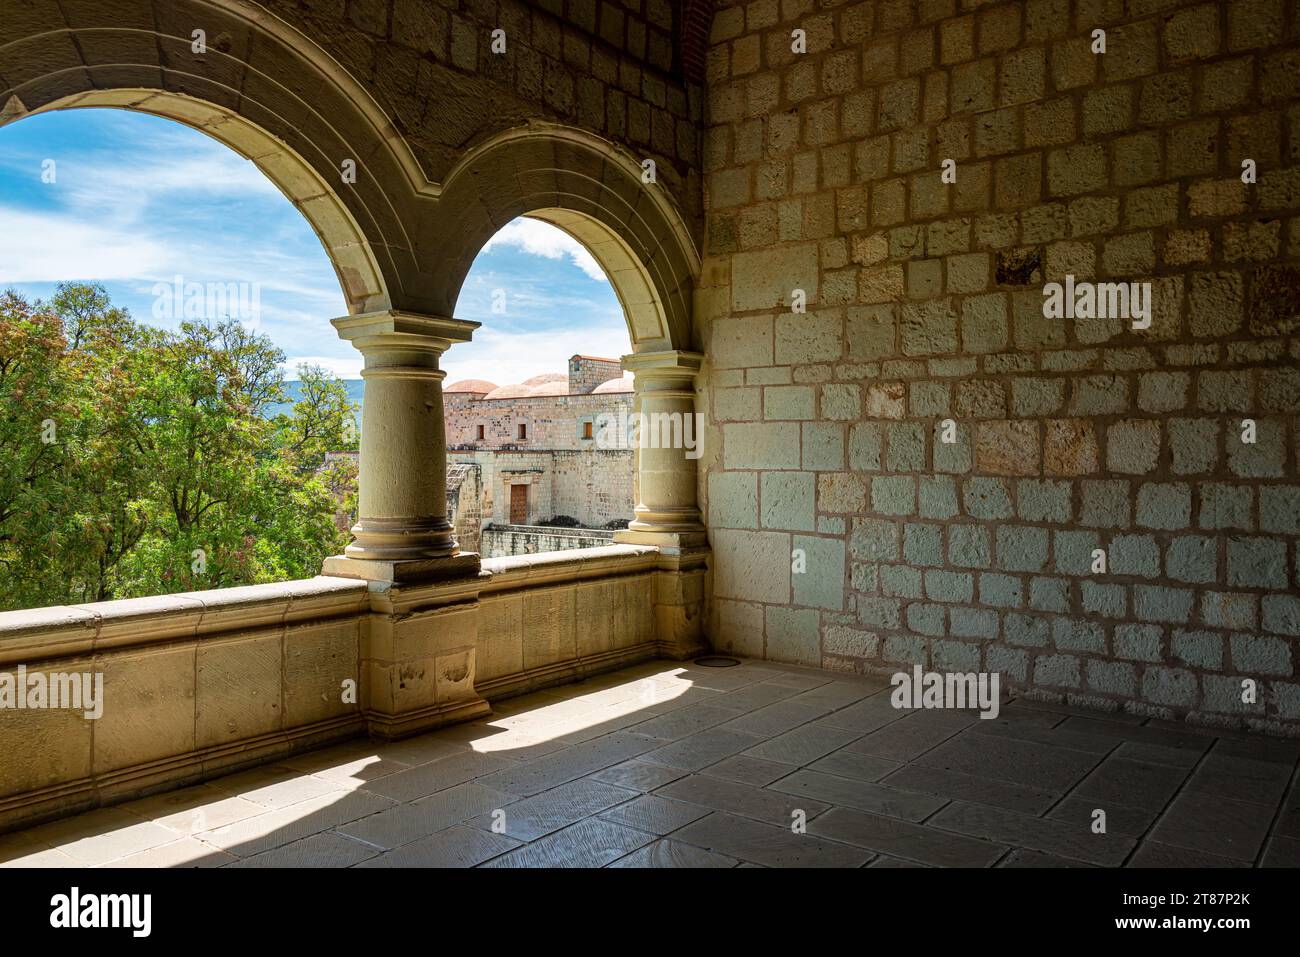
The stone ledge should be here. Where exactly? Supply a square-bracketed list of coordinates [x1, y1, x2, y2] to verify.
[480, 543, 661, 593]
[0, 577, 369, 665]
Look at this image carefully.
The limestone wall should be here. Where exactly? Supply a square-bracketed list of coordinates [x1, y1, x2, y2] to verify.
[696, 0, 1300, 732]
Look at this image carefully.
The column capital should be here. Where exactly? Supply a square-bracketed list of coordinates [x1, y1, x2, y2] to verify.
[620, 349, 703, 382]
[332, 310, 479, 356]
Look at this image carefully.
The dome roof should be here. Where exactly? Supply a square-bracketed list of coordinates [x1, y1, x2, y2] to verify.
[521, 372, 566, 387]
[483, 383, 532, 400]
[445, 378, 498, 394]
[527, 380, 570, 396]
[592, 375, 635, 394]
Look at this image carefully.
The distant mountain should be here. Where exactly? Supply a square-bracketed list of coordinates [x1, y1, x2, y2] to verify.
[264, 379, 365, 419]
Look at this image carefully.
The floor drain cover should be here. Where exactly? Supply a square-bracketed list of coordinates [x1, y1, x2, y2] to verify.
[695, 656, 741, 668]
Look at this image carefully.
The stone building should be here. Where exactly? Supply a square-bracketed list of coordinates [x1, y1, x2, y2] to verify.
[2, 0, 1300, 866]
[445, 355, 636, 556]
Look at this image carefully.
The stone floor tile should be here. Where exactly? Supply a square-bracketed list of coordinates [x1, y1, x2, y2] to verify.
[880, 763, 1059, 814]
[481, 818, 654, 868]
[672, 812, 871, 868]
[1208, 733, 1300, 766]
[355, 826, 519, 868]
[1006, 698, 1146, 725]
[929, 801, 1135, 866]
[708, 681, 805, 712]
[845, 710, 973, 762]
[785, 679, 884, 713]
[227, 831, 379, 868]
[1126, 841, 1249, 868]
[466, 778, 637, 841]
[741, 724, 861, 766]
[607, 838, 738, 868]
[628, 703, 747, 741]
[1147, 792, 1273, 862]
[717, 700, 824, 738]
[473, 731, 659, 796]
[1114, 740, 1205, 769]
[768, 769, 949, 822]
[868, 855, 928, 867]
[598, 795, 712, 835]
[814, 692, 913, 734]
[1044, 797, 1157, 838]
[1260, 835, 1300, 867]
[0, 846, 81, 868]
[1065, 756, 1191, 811]
[997, 848, 1094, 867]
[762, 670, 836, 691]
[655, 773, 829, 827]
[971, 717, 1120, 755]
[805, 749, 902, 783]
[807, 806, 1005, 867]
[1058, 717, 1214, 755]
[1184, 753, 1292, 806]
[638, 727, 765, 771]
[700, 754, 795, 787]
[589, 759, 690, 792]
[917, 732, 1103, 791]
[43, 818, 181, 867]
[103, 837, 237, 868]
[194, 790, 395, 857]
[361, 750, 516, 802]
[338, 782, 519, 849]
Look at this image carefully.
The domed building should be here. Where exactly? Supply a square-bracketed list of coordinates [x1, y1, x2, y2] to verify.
[443, 355, 636, 558]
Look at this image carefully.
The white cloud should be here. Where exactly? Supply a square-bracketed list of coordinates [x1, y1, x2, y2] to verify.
[281, 355, 364, 379]
[440, 324, 631, 387]
[481, 218, 608, 282]
[0, 206, 171, 281]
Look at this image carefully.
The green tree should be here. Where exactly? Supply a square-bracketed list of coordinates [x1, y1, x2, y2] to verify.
[0, 284, 359, 610]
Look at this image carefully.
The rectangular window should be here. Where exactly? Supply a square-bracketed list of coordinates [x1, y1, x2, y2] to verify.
[518, 423, 527, 440]
[582, 421, 593, 440]
[476, 424, 485, 441]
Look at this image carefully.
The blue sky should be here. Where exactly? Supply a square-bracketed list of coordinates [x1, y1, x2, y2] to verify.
[0, 108, 631, 385]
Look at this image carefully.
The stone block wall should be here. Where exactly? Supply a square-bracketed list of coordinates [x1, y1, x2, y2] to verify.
[271, 0, 704, 228]
[696, 0, 1300, 731]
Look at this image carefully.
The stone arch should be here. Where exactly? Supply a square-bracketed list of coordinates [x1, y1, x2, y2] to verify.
[421, 123, 701, 355]
[0, 0, 417, 315]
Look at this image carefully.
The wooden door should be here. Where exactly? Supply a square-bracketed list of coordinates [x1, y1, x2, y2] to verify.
[510, 484, 528, 525]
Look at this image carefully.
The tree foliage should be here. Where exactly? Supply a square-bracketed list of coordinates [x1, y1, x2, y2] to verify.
[0, 284, 359, 610]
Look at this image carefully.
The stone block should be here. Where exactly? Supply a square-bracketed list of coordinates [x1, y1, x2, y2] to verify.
[1136, 483, 1192, 530]
[792, 535, 846, 610]
[963, 477, 1014, 519]
[996, 525, 1050, 572]
[1115, 623, 1163, 662]
[903, 523, 944, 567]
[1226, 537, 1287, 589]
[761, 471, 816, 531]
[1165, 535, 1217, 584]
[1172, 630, 1223, 671]
[1106, 420, 1161, 474]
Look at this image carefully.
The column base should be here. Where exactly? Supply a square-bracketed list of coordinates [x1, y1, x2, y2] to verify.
[363, 696, 492, 741]
[614, 527, 708, 550]
[322, 552, 483, 584]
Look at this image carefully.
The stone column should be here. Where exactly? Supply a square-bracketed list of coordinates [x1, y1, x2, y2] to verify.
[614, 350, 709, 660]
[322, 310, 490, 738]
[322, 310, 480, 584]
[614, 350, 707, 548]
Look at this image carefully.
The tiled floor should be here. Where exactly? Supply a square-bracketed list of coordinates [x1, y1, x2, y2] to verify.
[3, 657, 1299, 868]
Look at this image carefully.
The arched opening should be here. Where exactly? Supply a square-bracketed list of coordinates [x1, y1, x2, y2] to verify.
[0, 103, 381, 609]
[443, 215, 637, 558]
